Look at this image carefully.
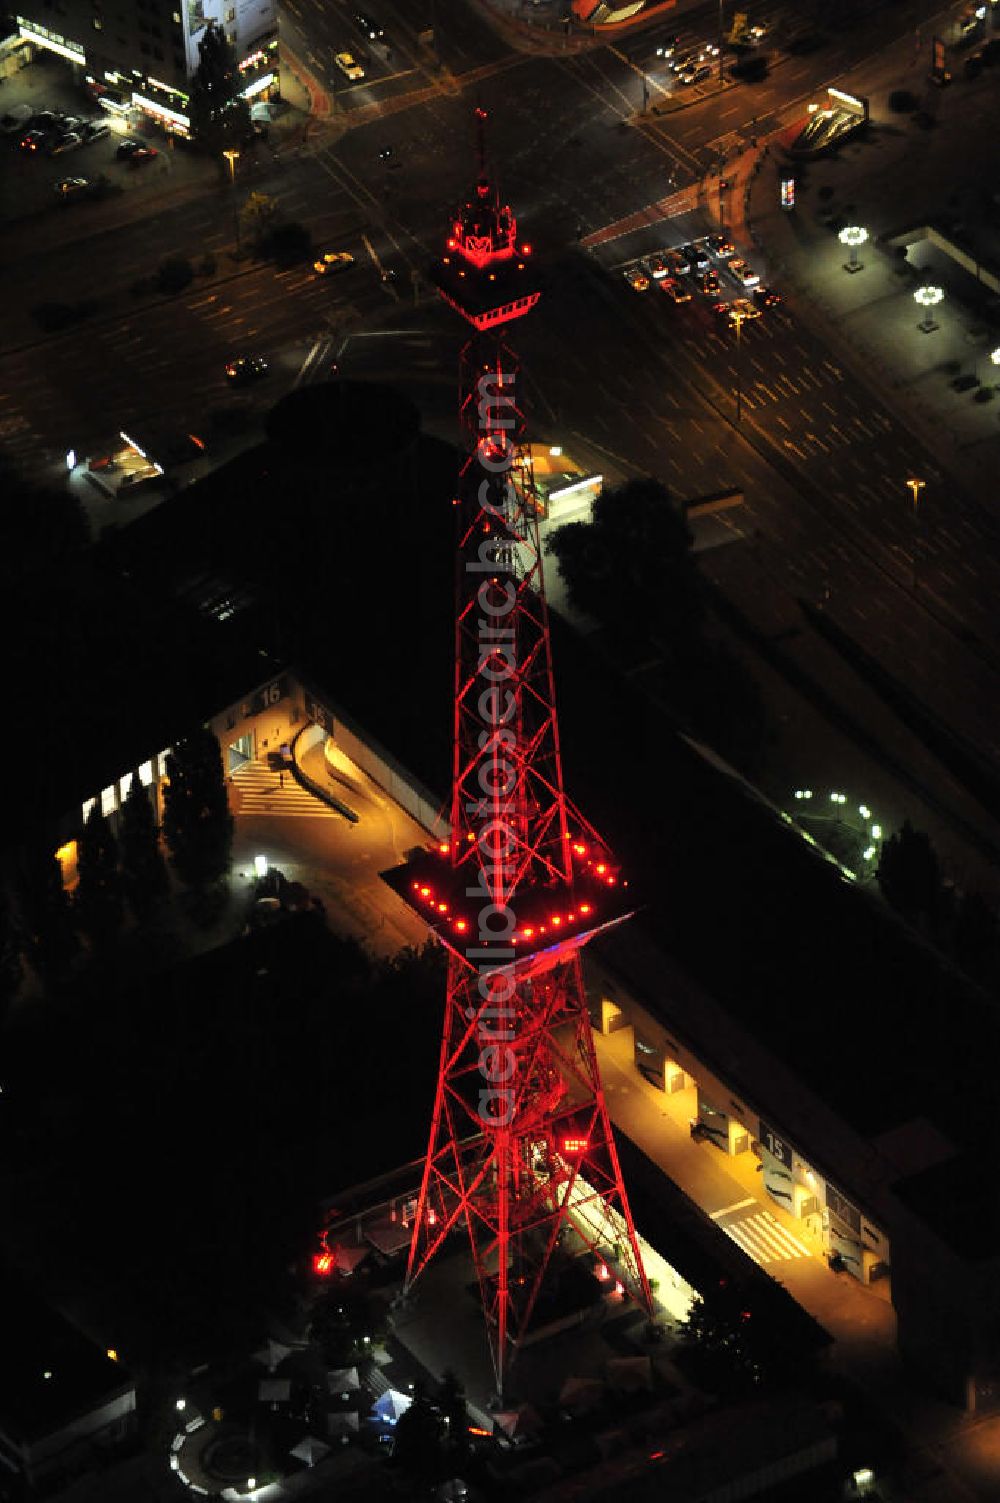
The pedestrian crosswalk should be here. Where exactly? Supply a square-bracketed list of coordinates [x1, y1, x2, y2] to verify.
[716, 1207, 810, 1265]
[230, 758, 342, 819]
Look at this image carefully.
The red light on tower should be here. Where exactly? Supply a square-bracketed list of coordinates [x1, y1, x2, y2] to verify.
[313, 1252, 334, 1276]
[562, 1136, 589, 1154]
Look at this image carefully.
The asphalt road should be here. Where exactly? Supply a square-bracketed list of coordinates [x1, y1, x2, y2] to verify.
[3, 0, 1000, 788]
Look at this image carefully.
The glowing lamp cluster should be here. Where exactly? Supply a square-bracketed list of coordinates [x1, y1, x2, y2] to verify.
[398, 835, 626, 956]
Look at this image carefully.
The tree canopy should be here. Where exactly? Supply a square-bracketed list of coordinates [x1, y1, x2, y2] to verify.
[186, 22, 250, 157]
[546, 476, 704, 653]
[162, 727, 233, 890]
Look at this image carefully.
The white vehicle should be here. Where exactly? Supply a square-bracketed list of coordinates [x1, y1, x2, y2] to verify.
[729, 257, 760, 288]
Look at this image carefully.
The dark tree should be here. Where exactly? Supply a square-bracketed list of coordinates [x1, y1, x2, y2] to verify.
[546, 476, 704, 653]
[76, 805, 124, 950]
[0, 881, 23, 1009]
[0, 468, 88, 585]
[953, 889, 999, 982]
[186, 22, 250, 157]
[438, 1369, 470, 1463]
[16, 849, 78, 981]
[392, 1381, 444, 1482]
[119, 775, 169, 920]
[261, 220, 313, 268]
[309, 1282, 379, 1366]
[156, 255, 195, 294]
[162, 728, 234, 890]
[877, 820, 941, 924]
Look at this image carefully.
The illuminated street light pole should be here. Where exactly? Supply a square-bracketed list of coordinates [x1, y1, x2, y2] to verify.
[223, 147, 241, 255]
[906, 477, 925, 509]
[729, 304, 750, 423]
[839, 224, 868, 274]
[987, 345, 1000, 386]
[914, 283, 943, 333]
[907, 478, 925, 588]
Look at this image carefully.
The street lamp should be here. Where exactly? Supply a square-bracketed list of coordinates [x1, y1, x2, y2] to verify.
[727, 303, 753, 424]
[906, 478, 926, 587]
[839, 224, 868, 273]
[222, 147, 241, 254]
[914, 284, 943, 332]
[988, 346, 1000, 385]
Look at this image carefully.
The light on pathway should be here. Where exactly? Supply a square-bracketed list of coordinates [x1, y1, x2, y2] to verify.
[914, 284, 944, 331]
[839, 225, 868, 273]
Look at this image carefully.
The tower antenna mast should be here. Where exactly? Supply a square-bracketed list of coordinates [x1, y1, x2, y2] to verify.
[384, 110, 652, 1402]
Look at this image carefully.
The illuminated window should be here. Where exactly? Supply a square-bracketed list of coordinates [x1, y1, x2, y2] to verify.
[157, 750, 170, 777]
[101, 785, 117, 816]
[119, 773, 134, 801]
[138, 760, 153, 786]
[82, 798, 96, 822]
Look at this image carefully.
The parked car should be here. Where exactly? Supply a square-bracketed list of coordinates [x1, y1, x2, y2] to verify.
[646, 254, 669, 280]
[81, 120, 110, 142]
[115, 138, 144, 159]
[699, 268, 722, 296]
[623, 265, 650, 292]
[706, 233, 735, 259]
[49, 131, 84, 156]
[667, 248, 691, 276]
[714, 296, 760, 321]
[752, 285, 782, 308]
[335, 50, 365, 80]
[684, 242, 710, 273]
[729, 257, 760, 288]
[28, 110, 60, 131]
[19, 129, 50, 153]
[679, 62, 712, 85]
[53, 176, 90, 199]
[129, 146, 158, 166]
[660, 275, 692, 303]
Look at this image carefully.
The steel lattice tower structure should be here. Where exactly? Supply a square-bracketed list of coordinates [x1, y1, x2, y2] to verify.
[383, 110, 652, 1399]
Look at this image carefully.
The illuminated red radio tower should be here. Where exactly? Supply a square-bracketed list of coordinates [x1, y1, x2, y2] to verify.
[384, 109, 651, 1399]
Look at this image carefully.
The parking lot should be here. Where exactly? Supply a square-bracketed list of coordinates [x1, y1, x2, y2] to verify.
[616, 232, 783, 332]
[0, 53, 212, 227]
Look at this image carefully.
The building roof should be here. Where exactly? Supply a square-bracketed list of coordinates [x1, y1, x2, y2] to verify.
[0, 1259, 133, 1445]
[892, 1151, 998, 1263]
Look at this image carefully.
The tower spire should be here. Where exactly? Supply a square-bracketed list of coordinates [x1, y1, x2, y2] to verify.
[384, 112, 652, 1400]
